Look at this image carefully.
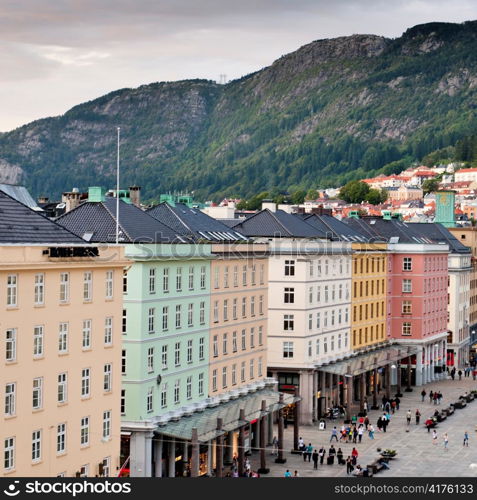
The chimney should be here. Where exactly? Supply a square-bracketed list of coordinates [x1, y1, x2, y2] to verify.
[129, 186, 141, 207]
[261, 199, 276, 212]
[61, 188, 81, 213]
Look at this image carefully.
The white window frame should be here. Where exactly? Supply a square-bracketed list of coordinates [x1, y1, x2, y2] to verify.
[7, 275, 17, 307]
[58, 373, 67, 404]
[80, 417, 89, 446]
[103, 364, 112, 392]
[5, 328, 16, 362]
[58, 322, 68, 354]
[81, 368, 90, 398]
[34, 273, 45, 305]
[32, 430, 42, 461]
[32, 377, 43, 410]
[105, 270, 114, 299]
[33, 325, 44, 358]
[83, 272, 92, 302]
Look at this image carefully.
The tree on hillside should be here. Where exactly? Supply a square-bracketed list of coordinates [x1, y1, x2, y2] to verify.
[305, 188, 319, 200]
[290, 190, 307, 204]
[422, 178, 440, 194]
[339, 180, 370, 203]
[366, 188, 388, 205]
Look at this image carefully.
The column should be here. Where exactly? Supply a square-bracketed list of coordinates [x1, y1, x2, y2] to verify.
[190, 429, 199, 478]
[268, 413, 273, 445]
[312, 370, 317, 422]
[238, 409, 245, 475]
[130, 430, 154, 478]
[299, 371, 313, 425]
[359, 373, 365, 412]
[258, 400, 269, 474]
[276, 394, 286, 464]
[385, 364, 391, 399]
[207, 440, 213, 477]
[168, 438, 176, 478]
[372, 367, 378, 409]
[346, 365, 353, 420]
[154, 435, 163, 478]
[441, 340, 447, 379]
[327, 372, 333, 409]
[182, 440, 189, 475]
[415, 346, 423, 386]
[224, 432, 233, 465]
[215, 418, 223, 478]
[293, 386, 300, 451]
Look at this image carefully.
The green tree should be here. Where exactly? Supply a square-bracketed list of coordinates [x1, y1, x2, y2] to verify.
[305, 188, 319, 200]
[339, 180, 370, 203]
[366, 188, 388, 205]
[422, 178, 440, 194]
[291, 190, 306, 204]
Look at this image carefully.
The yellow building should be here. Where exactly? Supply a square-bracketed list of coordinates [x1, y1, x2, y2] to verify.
[351, 243, 388, 349]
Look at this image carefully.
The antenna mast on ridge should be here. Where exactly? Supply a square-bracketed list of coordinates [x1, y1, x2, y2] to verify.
[115, 127, 120, 245]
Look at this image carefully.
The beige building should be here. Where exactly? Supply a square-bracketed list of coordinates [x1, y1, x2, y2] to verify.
[385, 185, 423, 201]
[209, 244, 269, 395]
[1, 242, 127, 477]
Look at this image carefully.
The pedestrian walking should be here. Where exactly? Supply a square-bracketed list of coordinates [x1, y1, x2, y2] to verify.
[451, 367, 456, 380]
[306, 443, 313, 462]
[421, 389, 426, 402]
[358, 425, 364, 443]
[363, 400, 368, 415]
[346, 456, 353, 475]
[432, 429, 438, 445]
[353, 427, 358, 444]
[328, 445, 336, 465]
[429, 390, 434, 403]
[312, 450, 319, 469]
[406, 409, 412, 426]
[298, 437, 305, 451]
[368, 424, 375, 439]
[458, 369, 463, 380]
[351, 447, 359, 465]
[330, 427, 338, 443]
[395, 397, 400, 410]
[319, 446, 326, 465]
[391, 400, 396, 414]
[415, 409, 421, 425]
[463, 431, 469, 447]
[337, 447, 344, 465]
[425, 418, 433, 432]
[433, 392, 438, 405]
[443, 433, 449, 451]
[284, 470, 292, 478]
[272, 436, 279, 456]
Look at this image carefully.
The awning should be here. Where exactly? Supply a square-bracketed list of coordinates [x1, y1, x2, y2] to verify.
[155, 388, 297, 443]
[317, 345, 418, 377]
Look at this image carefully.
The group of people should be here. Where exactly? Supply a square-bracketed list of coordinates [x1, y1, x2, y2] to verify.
[420, 389, 443, 404]
[297, 437, 360, 471]
[381, 395, 400, 414]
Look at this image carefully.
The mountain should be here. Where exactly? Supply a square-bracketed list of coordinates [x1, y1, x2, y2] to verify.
[1, 20, 477, 200]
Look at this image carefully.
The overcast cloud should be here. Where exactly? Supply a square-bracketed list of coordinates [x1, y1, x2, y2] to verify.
[1, 0, 476, 131]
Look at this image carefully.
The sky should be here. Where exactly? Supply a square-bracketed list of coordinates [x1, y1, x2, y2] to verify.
[1, 0, 477, 132]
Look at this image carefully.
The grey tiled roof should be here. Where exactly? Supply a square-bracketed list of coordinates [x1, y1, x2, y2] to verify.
[0, 190, 84, 244]
[56, 198, 187, 243]
[147, 203, 248, 241]
[232, 209, 326, 238]
[0, 184, 40, 210]
[301, 214, 365, 241]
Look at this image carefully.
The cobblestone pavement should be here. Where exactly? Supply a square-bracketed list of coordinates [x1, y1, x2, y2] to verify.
[250, 376, 477, 477]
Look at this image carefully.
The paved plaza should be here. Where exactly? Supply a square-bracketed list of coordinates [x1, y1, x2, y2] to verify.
[250, 376, 477, 477]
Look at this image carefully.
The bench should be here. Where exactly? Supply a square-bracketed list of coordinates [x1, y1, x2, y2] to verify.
[454, 400, 467, 409]
[367, 459, 387, 476]
[464, 394, 474, 403]
[443, 406, 454, 417]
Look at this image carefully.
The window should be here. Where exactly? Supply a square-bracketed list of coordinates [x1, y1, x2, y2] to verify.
[149, 268, 156, 294]
[199, 337, 205, 361]
[403, 257, 412, 271]
[232, 331, 237, 352]
[187, 303, 194, 327]
[121, 350, 127, 375]
[223, 333, 228, 355]
[188, 266, 194, 290]
[284, 260, 295, 276]
[241, 297, 247, 317]
[213, 301, 219, 323]
[402, 300, 412, 315]
[83, 272, 92, 301]
[402, 279, 412, 293]
[147, 388, 153, 412]
[250, 296, 255, 316]
[104, 317, 113, 345]
[103, 411, 111, 440]
[161, 345, 168, 370]
[241, 362, 246, 383]
[258, 326, 263, 346]
[232, 298, 238, 320]
[402, 322, 412, 336]
[105, 271, 113, 299]
[57, 423, 66, 454]
[214, 267, 220, 289]
[123, 270, 128, 294]
[316, 312, 321, 329]
[283, 342, 294, 358]
[4, 437, 14, 470]
[187, 340, 193, 363]
[163, 268, 169, 293]
[81, 368, 90, 398]
[121, 390, 126, 415]
[79, 464, 89, 477]
[222, 366, 227, 388]
[32, 430, 42, 461]
[200, 266, 206, 289]
[316, 339, 320, 355]
[82, 320, 92, 349]
[324, 286, 329, 302]
[309, 261, 314, 277]
[224, 266, 229, 288]
[161, 384, 167, 408]
[5, 383, 15, 416]
[6, 329, 16, 362]
[241, 329, 246, 350]
[175, 305, 181, 328]
[148, 308, 155, 334]
[33, 325, 44, 357]
[32, 378, 43, 409]
[308, 341, 312, 357]
[309, 287, 313, 304]
[186, 376, 192, 399]
[58, 323, 68, 353]
[176, 267, 182, 292]
[212, 370, 217, 392]
[162, 306, 169, 331]
[260, 263, 265, 285]
[213, 336, 218, 357]
[199, 301, 205, 325]
[7, 275, 17, 307]
[284, 287, 294, 303]
[249, 359, 254, 379]
[58, 373, 67, 403]
[259, 295, 264, 315]
[174, 342, 181, 366]
[258, 357, 263, 377]
[122, 309, 127, 335]
[233, 265, 238, 287]
[242, 265, 247, 286]
[34, 273, 45, 305]
[232, 364, 237, 385]
[251, 264, 256, 285]
[80, 417, 89, 446]
[104, 364, 112, 392]
[223, 299, 228, 321]
[198, 373, 204, 396]
[284, 314, 294, 331]
[174, 380, 180, 404]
